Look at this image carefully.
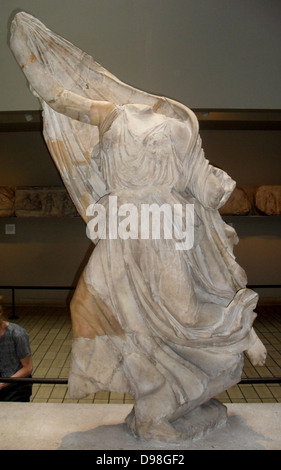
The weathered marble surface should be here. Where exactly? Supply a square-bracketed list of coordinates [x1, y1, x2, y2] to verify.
[255, 185, 281, 215]
[10, 12, 267, 443]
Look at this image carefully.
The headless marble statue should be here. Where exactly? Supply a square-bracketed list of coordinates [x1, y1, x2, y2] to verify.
[10, 12, 266, 443]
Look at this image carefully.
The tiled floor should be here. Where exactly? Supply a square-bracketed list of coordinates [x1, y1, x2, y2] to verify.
[3, 304, 281, 405]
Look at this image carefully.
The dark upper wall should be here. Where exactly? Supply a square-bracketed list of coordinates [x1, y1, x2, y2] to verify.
[1, 0, 281, 111]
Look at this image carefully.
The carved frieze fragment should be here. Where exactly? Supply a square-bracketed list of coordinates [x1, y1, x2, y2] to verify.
[255, 185, 281, 215]
[0, 187, 15, 217]
[219, 187, 251, 215]
[15, 186, 78, 217]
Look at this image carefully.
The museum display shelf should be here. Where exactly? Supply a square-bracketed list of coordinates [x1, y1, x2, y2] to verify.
[1, 109, 281, 132]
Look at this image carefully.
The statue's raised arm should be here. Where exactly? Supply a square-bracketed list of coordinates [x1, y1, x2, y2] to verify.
[9, 12, 182, 222]
[10, 15, 115, 128]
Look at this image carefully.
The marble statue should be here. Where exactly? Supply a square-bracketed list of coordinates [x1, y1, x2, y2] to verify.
[10, 12, 266, 443]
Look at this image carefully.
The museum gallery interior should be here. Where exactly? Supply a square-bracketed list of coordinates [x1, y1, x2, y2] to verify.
[0, 1, 280, 451]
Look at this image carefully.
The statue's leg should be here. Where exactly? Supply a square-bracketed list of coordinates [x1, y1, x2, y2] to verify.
[124, 339, 245, 443]
[126, 360, 241, 443]
[70, 271, 124, 339]
[126, 377, 183, 442]
[68, 271, 128, 399]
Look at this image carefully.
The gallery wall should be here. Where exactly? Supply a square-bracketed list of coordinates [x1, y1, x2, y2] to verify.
[0, 0, 280, 304]
[0, 126, 280, 304]
[1, 0, 281, 110]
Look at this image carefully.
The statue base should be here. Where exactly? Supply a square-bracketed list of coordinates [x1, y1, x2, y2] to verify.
[1, 402, 280, 450]
[173, 399, 228, 442]
[125, 398, 227, 443]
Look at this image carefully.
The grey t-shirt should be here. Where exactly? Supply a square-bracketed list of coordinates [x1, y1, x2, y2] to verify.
[0, 323, 31, 377]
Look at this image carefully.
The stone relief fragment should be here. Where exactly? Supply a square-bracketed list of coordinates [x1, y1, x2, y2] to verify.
[2, 185, 280, 218]
[0, 187, 15, 217]
[15, 187, 78, 217]
[255, 185, 281, 215]
[219, 187, 251, 215]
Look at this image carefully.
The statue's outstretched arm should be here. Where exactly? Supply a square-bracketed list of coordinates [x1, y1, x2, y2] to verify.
[10, 17, 115, 127]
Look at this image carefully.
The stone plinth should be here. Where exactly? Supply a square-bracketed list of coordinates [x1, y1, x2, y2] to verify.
[0, 402, 280, 450]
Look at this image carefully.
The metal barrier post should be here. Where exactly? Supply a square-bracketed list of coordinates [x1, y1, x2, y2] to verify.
[9, 288, 19, 320]
[0, 376, 280, 385]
